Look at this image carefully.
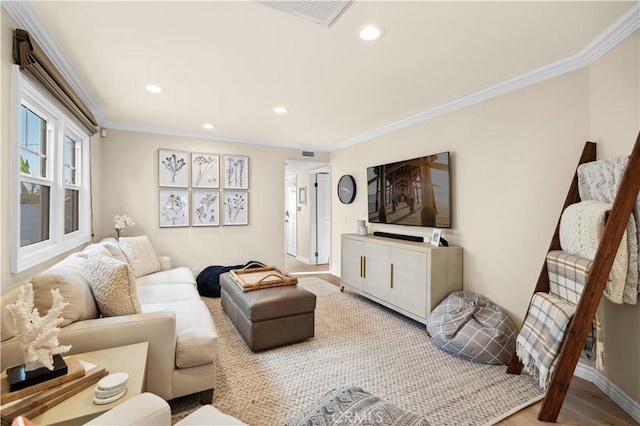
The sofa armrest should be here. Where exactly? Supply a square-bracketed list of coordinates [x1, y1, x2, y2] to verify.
[158, 256, 172, 271]
[84, 392, 171, 425]
[1, 312, 177, 400]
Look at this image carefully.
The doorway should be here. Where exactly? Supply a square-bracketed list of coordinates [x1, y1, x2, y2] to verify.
[285, 176, 297, 257]
[284, 161, 331, 274]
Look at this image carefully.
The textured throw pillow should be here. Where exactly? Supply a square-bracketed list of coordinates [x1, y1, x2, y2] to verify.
[286, 386, 429, 426]
[119, 236, 162, 278]
[31, 253, 99, 326]
[86, 255, 142, 317]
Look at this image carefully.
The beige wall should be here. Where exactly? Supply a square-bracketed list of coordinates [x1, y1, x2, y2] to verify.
[588, 33, 640, 402]
[96, 129, 322, 273]
[331, 68, 591, 319]
[330, 31, 639, 402]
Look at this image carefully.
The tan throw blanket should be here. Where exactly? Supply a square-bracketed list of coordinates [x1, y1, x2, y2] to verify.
[230, 263, 298, 292]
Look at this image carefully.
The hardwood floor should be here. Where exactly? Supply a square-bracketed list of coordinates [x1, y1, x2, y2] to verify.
[287, 257, 637, 425]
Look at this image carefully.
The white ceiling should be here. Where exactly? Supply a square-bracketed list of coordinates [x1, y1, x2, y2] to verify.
[9, 1, 638, 151]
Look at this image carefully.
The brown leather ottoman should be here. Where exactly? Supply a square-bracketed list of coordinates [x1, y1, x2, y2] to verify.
[220, 272, 316, 351]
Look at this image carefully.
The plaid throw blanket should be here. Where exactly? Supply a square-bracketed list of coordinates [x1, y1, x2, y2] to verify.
[547, 251, 605, 370]
[516, 292, 576, 390]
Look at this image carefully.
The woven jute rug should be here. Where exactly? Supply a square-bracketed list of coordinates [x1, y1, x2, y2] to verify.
[170, 277, 543, 425]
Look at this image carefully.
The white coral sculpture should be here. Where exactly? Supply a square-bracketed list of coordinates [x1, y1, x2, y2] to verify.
[6, 283, 71, 371]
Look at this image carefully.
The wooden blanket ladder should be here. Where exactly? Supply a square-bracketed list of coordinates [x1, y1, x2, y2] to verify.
[506, 131, 640, 422]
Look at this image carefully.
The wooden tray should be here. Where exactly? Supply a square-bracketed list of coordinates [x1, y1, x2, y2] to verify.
[230, 262, 298, 292]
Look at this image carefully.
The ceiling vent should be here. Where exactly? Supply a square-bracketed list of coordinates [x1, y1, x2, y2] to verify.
[257, 1, 353, 27]
[300, 150, 315, 158]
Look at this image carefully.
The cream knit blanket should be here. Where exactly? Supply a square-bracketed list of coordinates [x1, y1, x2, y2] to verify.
[578, 157, 639, 304]
[560, 200, 628, 304]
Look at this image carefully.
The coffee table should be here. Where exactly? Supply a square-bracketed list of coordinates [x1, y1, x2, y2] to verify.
[25, 342, 148, 426]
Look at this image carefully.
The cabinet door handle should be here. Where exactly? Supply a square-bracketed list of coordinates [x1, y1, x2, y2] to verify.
[390, 263, 394, 288]
[363, 256, 366, 279]
[360, 256, 363, 277]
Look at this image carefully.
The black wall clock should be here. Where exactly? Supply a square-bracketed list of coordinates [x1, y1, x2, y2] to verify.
[337, 175, 356, 204]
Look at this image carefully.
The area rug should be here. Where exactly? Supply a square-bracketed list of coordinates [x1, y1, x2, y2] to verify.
[170, 277, 543, 425]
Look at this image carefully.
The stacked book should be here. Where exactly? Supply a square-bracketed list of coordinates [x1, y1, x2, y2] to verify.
[0, 357, 107, 423]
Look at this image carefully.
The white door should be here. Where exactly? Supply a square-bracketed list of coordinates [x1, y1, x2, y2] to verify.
[285, 176, 297, 256]
[315, 173, 331, 264]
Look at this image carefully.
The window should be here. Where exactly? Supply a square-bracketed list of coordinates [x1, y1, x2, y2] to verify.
[12, 69, 92, 273]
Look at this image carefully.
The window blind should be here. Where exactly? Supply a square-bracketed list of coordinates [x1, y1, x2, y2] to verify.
[13, 29, 98, 135]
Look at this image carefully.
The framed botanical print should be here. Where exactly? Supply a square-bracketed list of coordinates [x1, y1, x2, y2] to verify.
[223, 191, 248, 225]
[223, 155, 248, 189]
[192, 190, 220, 226]
[191, 152, 219, 188]
[159, 189, 189, 227]
[159, 149, 189, 187]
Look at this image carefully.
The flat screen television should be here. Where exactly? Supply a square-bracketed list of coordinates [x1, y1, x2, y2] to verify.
[367, 151, 451, 228]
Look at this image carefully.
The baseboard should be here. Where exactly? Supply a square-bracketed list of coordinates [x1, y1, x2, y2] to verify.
[574, 362, 640, 423]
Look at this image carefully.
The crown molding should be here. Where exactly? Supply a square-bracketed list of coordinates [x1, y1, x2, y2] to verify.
[2, 1, 107, 124]
[104, 121, 328, 152]
[4, 1, 638, 152]
[329, 2, 640, 152]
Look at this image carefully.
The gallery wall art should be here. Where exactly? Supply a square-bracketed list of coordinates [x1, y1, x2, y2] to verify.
[159, 189, 189, 227]
[159, 149, 189, 187]
[223, 155, 249, 189]
[223, 191, 248, 225]
[157, 149, 249, 227]
[192, 190, 220, 226]
[192, 153, 220, 188]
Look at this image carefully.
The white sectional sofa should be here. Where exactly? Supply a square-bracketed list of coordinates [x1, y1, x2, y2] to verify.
[1, 236, 217, 403]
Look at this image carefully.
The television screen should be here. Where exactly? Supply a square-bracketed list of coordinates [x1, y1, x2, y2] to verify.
[367, 152, 451, 228]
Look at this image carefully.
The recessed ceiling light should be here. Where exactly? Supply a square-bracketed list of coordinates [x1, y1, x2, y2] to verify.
[145, 84, 164, 93]
[202, 123, 215, 130]
[274, 106, 289, 114]
[359, 24, 383, 41]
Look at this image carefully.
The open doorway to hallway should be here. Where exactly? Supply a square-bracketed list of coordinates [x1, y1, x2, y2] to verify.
[284, 161, 331, 275]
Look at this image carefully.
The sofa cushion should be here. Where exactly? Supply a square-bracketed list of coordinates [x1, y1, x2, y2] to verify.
[137, 283, 200, 305]
[136, 267, 195, 287]
[1, 284, 26, 341]
[101, 238, 129, 264]
[32, 253, 99, 326]
[119, 236, 162, 278]
[142, 300, 217, 368]
[87, 255, 142, 317]
[82, 243, 113, 258]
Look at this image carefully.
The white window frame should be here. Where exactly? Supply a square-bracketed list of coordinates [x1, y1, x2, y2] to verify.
[11, 66, 91, 273]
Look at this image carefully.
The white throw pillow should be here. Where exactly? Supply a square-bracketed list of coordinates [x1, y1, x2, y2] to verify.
[119, 236, 162, 278]
[86, 255, 142, 317]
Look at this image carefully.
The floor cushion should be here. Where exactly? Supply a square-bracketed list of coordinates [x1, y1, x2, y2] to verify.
[286, 386, 429, 426]
[427, 291, 516, 365]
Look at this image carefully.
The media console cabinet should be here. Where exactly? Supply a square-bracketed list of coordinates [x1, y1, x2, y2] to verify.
[340, 233, 463, 325]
